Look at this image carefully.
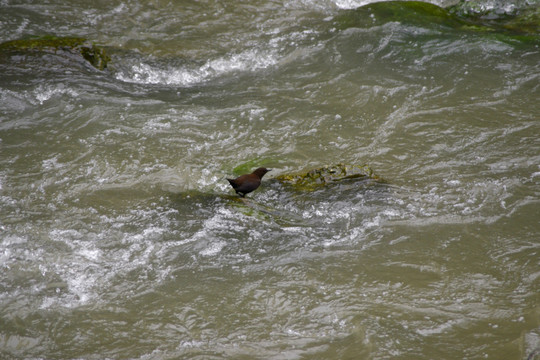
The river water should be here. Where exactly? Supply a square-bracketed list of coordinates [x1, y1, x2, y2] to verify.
[1, 0, 539, 359]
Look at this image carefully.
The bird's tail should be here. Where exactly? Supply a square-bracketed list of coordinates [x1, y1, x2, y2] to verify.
[226, 178, 238, 188]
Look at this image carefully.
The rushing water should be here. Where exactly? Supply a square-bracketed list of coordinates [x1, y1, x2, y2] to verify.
[1, 0, 540, 359]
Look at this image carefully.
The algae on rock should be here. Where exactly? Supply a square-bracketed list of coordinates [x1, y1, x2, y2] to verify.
[334, 1, 540, 38]
[448, 3, 540, 35]
[0, 36, 110, 70]
[275, 164, 381, 191]
[334, 1, 465, 30]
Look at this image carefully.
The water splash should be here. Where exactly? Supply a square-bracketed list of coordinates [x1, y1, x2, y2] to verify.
[116, 49, 278, 86]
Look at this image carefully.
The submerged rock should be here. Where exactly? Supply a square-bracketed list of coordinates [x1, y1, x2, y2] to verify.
[334, 1, 464, 30]
[334, 1, 539, 38]
[449, 2, 540, 35]
[0, 36, 110, 70]
[275, 164, 382, 191]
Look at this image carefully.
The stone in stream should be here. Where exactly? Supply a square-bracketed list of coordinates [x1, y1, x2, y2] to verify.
[274, 163, 382, 191]
[0, 36, 110, 70]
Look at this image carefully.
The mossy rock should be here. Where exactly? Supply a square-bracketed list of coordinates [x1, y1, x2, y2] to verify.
[448, 2, 540, 35]
[503, 7, 540, 34]
[334, 1, 464, 30]
[0, 35, 110, 70]
[275, 163, 382, 191]
[334, 1, 539, 40]
[231, 158, 276, 176]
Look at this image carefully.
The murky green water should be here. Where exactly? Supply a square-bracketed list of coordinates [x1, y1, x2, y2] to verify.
[1, 0, 539, 359]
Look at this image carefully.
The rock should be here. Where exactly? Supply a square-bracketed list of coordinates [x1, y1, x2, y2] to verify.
[333, 0, 540, 38]
[0, 36, 110, 70]
[274, 163, 382, 191]
[334, 1, 464, 30]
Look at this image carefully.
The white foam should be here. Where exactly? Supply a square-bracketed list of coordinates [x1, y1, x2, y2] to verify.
[416, 319, 459, 336]
[200, 240, 227, 256]
[333, 0, 377, 9]
[1, 234, 27, 246]
[42, 156, 63, 171]
[117, 49, 277, 86]
[33, 84, 79, 105]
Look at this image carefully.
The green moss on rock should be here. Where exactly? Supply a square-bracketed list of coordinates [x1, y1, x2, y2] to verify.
[333, 0, 539, 40]
[334, 1, 464, 30]
[275, 163, 381, 191]
[0, 35, 110, 70]
[448, 2, 540, 35]
[231, 158, 276, 176]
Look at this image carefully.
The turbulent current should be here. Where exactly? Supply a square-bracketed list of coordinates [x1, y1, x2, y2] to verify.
[1, 0, 539, 359]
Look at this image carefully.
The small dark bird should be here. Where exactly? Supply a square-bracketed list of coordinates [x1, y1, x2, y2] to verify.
[227, 167, 271, 197]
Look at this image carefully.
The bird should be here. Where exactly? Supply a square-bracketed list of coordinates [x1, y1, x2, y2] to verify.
[227, 167, 271, 197]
